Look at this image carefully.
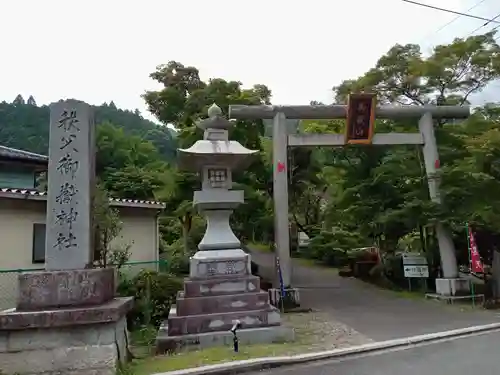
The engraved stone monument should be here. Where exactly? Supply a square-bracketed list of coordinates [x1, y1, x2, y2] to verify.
[45, 101, 94, 270]
[0, 100, 133, 375]
[156, 104, 293, 352]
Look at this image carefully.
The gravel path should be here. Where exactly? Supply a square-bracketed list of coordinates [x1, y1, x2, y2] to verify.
[283, 312, 373, 353]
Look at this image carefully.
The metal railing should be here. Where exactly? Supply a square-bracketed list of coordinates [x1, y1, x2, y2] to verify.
[0, 260, 167, 310]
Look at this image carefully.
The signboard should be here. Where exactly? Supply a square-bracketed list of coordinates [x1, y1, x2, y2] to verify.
[404, 265, 429, 278]
[402, 254, 427, 266]
[402, 253, 429, 278]
[345, 93, 376, 145]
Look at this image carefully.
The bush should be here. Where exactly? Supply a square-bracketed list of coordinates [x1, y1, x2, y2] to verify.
[364, 253, 440, 291]
[308, 228, 365, 267]
[162, 239, 191, 276]
[117, 270, 183, 329]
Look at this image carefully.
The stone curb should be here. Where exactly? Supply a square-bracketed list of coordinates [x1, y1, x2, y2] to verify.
[153, 322, 500, 375]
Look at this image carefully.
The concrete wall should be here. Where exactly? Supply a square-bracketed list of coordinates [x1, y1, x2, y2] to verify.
[0, 199, 159, 309]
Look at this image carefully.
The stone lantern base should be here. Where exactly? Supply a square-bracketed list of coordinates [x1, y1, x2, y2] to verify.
[156, 249, 294, 353]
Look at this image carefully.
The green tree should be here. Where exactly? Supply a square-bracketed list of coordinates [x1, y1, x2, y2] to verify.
[310, 31, 500, 277]
[143, 61, 273, 253]
[95, 122, 169, 200]
[93, 184, 131, 268]
[334, 32, 500, 106]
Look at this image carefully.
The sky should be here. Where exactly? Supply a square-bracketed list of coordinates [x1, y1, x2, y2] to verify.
[0, 0, 499, 124]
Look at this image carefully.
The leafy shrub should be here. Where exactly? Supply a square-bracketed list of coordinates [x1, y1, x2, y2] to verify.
[117, 270, 183, 329]
[163, 250, 190, 276]
[162, 239, 193, 275]
[160, 216, 206, 276]
[381, 254, 405, 284]
[308, 228, 365, 267]
[367, 253, 439, 290]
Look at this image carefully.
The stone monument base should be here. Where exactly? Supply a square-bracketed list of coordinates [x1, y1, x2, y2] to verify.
[0, 267, 133, 375]
[435, 278, 471, 296]
[0, 297, 133, 375]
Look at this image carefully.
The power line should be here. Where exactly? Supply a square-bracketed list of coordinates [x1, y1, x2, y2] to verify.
[418, 0, 490, 45]
[431, 0, 489, 35]
[469, 19, 500, 42]
[401, 0, 500, 24]
[467, 12, 500, 36]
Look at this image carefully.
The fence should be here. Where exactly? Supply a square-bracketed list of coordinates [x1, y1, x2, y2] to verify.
[0, 260, 167, 311]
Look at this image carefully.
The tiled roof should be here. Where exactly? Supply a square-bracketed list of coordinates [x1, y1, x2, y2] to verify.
[0, 188, 165, 209]
[0, 145, 48, 163]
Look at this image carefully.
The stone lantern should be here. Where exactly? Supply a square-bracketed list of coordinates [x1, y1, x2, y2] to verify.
[156, 104, 293, 351]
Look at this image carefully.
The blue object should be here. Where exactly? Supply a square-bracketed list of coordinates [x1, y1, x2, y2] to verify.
[233, 333, 239, 353]
[276, 256, 286, 299]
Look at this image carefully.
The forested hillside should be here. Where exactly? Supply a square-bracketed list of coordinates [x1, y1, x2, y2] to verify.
[0, 95, 177, 160]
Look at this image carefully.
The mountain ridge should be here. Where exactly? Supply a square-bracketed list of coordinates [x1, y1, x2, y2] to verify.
[0, 95, 177, 160]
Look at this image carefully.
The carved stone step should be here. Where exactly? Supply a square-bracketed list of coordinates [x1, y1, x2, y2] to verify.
[167, 306, 281, 336]
[176, 291, 270, 316]
[184, 275, 260, 298]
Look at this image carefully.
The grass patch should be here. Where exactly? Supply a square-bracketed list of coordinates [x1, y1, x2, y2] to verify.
[390, 289, 426, 300]
[248, 242, 272, 252]
[130, 326, 157, 347]
[124, 313, 325, 375]
[127, 342, 301, 375]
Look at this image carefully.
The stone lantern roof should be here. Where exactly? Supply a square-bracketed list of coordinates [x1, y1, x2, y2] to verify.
[177, 104, 258, 171]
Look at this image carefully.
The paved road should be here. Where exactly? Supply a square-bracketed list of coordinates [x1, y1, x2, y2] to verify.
[251, 250, 500, 340]
[247, 329, 500, 375]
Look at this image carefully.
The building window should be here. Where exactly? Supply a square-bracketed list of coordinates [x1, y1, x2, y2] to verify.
[32, 223, 46, 263]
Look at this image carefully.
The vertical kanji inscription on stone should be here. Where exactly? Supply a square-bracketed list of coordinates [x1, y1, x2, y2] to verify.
[46, 100, 95, 270]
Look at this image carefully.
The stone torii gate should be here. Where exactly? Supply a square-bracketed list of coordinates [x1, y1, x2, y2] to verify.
[229, 95, 471, 297]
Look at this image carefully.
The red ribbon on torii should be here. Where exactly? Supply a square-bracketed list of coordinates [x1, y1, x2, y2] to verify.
[277, 161, 285, 173]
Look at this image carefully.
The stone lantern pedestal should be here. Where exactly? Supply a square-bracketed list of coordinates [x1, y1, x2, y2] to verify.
[156, 105, 294, 352]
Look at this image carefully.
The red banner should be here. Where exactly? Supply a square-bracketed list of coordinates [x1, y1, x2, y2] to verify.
[469, 226, 484, 273]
